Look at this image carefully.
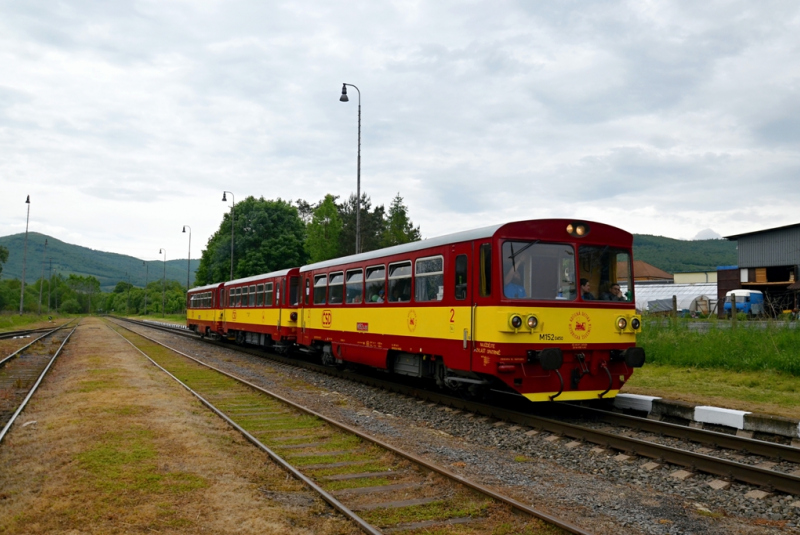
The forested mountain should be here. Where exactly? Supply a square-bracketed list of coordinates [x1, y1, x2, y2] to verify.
[0, 232, 198, 292]
[633, 235, 737, 274]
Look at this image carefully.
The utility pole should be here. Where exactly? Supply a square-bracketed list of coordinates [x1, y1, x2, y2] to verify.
[38, 239, 48, 314]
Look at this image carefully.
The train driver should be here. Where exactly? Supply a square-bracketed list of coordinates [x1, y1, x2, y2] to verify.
[504, 269, 526, 299]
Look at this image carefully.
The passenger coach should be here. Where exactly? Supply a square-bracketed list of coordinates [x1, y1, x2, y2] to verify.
[187, 282, 225, 336]
[298, 219, 644, 402]
[219, 268, 301, 351]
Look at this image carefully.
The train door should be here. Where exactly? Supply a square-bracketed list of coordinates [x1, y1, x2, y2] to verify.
[448, 242, 473, 371]
[214, 285, 224, 333]
[470, 240, 495, 373]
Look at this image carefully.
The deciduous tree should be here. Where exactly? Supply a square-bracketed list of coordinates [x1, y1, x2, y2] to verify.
[195, 197, 307, 285]
[305, 194, 343, 263]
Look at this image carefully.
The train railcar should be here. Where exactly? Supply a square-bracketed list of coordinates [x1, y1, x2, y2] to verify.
[219, 268, 301, 351]
[187, 282, 225, 336]
[298, 219, 644, 401]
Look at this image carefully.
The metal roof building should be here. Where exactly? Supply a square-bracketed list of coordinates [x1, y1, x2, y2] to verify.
[724, 222, 800, 313]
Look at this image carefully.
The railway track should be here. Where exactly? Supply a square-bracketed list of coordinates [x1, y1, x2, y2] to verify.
[0, 322, 78, 444]
[108, 317, 593, 535]
[117, 317, 800, 500]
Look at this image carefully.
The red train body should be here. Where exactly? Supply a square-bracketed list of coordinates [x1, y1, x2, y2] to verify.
[188, 219, 644, 402]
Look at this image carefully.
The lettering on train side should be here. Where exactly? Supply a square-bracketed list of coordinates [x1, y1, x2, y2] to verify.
[539, 333, 564, 341]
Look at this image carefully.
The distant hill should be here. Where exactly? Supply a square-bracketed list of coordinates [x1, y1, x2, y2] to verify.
[0, 231, 738, 291]
[633, 235, 737, 274]
[0, 232, 199, 292]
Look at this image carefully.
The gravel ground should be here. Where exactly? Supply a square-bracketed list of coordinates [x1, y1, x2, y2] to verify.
[129, 323, 800, 535]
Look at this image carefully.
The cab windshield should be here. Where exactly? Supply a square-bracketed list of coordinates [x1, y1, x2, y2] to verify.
[578, 245, 633, 302]
[502, 241, 576, 300]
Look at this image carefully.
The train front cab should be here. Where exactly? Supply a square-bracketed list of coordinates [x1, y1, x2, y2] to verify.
[471, 219, 645, 402]
[221, 268, 301, 350]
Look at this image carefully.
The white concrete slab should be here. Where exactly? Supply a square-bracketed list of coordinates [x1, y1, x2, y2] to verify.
[694, 406, 751, 429]
[613, 394, 660, 412]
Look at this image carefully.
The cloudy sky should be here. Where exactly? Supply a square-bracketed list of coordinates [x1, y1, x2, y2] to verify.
[1, 1, 799, 262]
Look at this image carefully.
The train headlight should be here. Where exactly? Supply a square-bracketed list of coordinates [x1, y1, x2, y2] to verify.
[526, 315, 538, 329]
[290, 312, 298, 321]
[566, 222, 590, 237]
[631, 318, 640, 330]
[616, 317, 628, 330]
[510, 315, 523, 329]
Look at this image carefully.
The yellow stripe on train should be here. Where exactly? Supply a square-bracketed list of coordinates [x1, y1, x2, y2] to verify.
[523, 389, 621, 402]
[301, 305, 640, 344]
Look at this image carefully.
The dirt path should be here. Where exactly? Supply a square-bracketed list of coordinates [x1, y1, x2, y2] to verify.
[0, 317, 358, 535]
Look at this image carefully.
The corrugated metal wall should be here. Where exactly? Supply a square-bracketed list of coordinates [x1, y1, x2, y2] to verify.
[737, 226, 800, 267]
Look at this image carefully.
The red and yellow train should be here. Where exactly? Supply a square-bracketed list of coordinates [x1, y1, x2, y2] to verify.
[187, 219, 644, 402]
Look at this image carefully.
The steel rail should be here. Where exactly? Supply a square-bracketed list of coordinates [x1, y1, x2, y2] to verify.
[0, 323, 79, 444]
[551, 403, 800, 464]
[0, 320, 77, 367]
[119, 317, 800, 495]
[111, 318, 595, 535]
[111, 326, 383, 535]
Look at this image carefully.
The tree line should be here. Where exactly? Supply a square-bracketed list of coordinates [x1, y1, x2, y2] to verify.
[0, 191, 420, 314]
[194, 191, 421, 286]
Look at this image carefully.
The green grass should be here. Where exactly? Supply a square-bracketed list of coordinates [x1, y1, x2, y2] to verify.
[362, 496, 491, 527]
[76, 428, 207, 494]
[638, 318, 800, 376]
[0, 312, 68, 330]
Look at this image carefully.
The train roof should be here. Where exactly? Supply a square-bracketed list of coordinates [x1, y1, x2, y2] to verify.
[223, 268, 295, 287]
[300, 218, 630, 273]
[300, 223, 504, 273]
[188, 282, 224, 293]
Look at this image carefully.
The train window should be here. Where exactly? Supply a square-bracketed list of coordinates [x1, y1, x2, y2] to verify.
[455, 255, 468, 300]
[305, 278, 311, 305]
[502, 241, 576, 300]
[479, 244, 492, 297]
[289, 277, 300, 306]
[328, 272, 344, 304]
[415, 256, 443, 302]
[346, 269, 363, 304]
[235, 287, 242, 307]
[579, 246, 632, 303]
[314, 274, 327, 305]
[388, 261, 412, 303]
[366, 265, 386, 303]
[256, 284, 264, 306]
[265, 282, 273, 307]
[249, 285, 256, 306]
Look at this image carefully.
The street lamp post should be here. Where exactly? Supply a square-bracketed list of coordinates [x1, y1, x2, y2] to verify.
[159, 248, 166, 317]
[339, 83, 361, 254]
[19, 195, 30, 314]
[182, 225, 192, 293]
[222, 192, 234, 279]
[38, 238, 48, 314]
[143, 261, 149, 315]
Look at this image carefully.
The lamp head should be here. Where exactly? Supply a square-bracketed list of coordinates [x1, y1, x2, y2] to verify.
[25, 195, 30, 203]
[339, 84, 349, 102]
[222, 192, 227, 202]
[182, 226, 187, 233]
